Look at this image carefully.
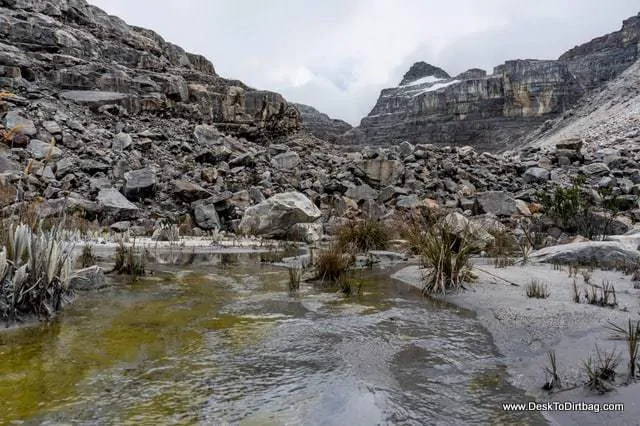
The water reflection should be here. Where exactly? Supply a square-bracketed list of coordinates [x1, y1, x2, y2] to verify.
[0, 254, 547, 425]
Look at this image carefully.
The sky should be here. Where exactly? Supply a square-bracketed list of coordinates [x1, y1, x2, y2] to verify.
[90, 0, 639, 125]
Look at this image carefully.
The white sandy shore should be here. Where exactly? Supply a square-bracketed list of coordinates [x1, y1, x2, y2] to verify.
[392, 259, 640, 426]
[70, 236, 292, 255]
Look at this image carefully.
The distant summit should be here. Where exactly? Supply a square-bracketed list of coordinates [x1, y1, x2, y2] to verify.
[399, 62, 450, 86]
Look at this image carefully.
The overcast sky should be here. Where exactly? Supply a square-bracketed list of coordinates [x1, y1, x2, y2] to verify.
[90, 0, 639, 125]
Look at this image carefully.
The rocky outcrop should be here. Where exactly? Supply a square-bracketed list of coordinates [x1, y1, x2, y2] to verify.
[399, 62, 450, 85]
[341, 13, 640, 152]
[0, 0, 301, 140]
[293, 103, 352, 143]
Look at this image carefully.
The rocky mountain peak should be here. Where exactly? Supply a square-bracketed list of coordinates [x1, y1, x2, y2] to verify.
[399, 62, 451, 86]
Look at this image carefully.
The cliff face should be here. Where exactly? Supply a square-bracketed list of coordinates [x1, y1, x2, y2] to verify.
[293, 103, 352, 143]
[342, 13, 640, 151]
[0, 0, 301, 139]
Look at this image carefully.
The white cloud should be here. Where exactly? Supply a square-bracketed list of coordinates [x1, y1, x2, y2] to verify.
[90, 0, 639, 125]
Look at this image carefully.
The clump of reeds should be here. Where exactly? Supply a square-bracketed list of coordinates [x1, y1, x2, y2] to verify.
[79, 244, 96, 268]
[583, 345, 619, 394]
[542, 350, 562, 392]
[287, 266, 302, 293]
[525, 279, 550, 299]
[418, 223, 476, 295]
[606, 320, 640, 383]
[336, 218, 391, 252]
[110, 239, 145, 278]
[315, 243, 355, 283]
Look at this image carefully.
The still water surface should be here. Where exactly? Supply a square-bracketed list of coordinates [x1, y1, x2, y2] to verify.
[0, 253, 547, 425]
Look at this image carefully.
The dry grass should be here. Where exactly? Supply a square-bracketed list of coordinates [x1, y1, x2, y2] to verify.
[315, 243, 355, 283]
[336, 218, 392, 252]
[583, 345, 619, 394]
[525, 280, 550, 299]
[110, 240, 145, 278]
[417, 223, 476, 295]
[606, 320, 640, 383]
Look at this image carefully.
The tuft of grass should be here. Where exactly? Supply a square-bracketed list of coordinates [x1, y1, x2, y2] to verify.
[110, 239, 145, 278]
[485, 228, 518, 258]
[584, 281, 617, 307]
[315, 244, 355, 283]
[526, 280, 550, 299]
[336, 219, 391, 252]
[79, 244, 96, 268]
[493, 257, 516, 268]
[542, 350, 562, 392]
[568, 264, 580, 278]
[581, 270, 592, 285]
[606, 320, 640, 383]
[419, 223, 476, 295]
[287, 266, 302, 293]
[583, 345, 619, 394]
[571, 279, 581, 303]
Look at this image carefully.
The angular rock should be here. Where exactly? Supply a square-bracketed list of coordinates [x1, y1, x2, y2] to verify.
[123, 168, 156, 200]
[173, 180, 211, 202]
[191, 198, 222, 230]
[530, 241, 640, 268]
[474, 191, 519, 217]
[355, 159, 404, 187]
[270, 151, 300, 169]
[27, 140, 62, 160]
[3, 111, 36, 136]
[96, 188, 139, 220]
[522, 167, 550, 184]
[345, 184, 378, 201]
[239, 192, 322, 238]
[69, 265, 107, 291]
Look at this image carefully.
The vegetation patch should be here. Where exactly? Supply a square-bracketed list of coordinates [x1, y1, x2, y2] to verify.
[336, 218, 391, 252]
[525, 280, 549, 299]
[0, 223, 76, 324]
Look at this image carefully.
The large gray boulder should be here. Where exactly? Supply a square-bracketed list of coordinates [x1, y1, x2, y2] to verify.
[522, 167, 550, 184]
[69, 266, 107, 291]
[191, 197, 222, 230]
[123, 168, 156, 201]
[270, 151, 300, 169]
[27, 139, 62, 160]
[239, 192, 322, 238]
[173, 180, 211, 202]
[530, 241, 640, 268]
[355, 159, 404, 187]
[474, 191, 519, 217]
[96, 188, 139, 221]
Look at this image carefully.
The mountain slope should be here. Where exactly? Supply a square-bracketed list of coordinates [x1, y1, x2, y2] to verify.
[0, 0, 301, 139]
[340, 13, 640, 152]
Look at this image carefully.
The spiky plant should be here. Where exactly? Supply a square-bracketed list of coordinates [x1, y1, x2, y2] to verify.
[0, 223, 76, 323]
[79, 244, 96, 268]
[315, 244, 354, 283]
[543, 350, 562, 391]
[287, 266, 302, 293]
[525, 280, 550, 299]
[419, 224, 476, 295]
[571, 279, 580, 303]
[583, 345, 619, 394]
[336, 219, 391, 252]
[606, 320, 640, 383]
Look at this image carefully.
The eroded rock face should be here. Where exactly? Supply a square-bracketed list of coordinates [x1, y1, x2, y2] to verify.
[0, 0, 301, 140]
[341, 14, 640, 152]
[294, 103, 352, 143]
